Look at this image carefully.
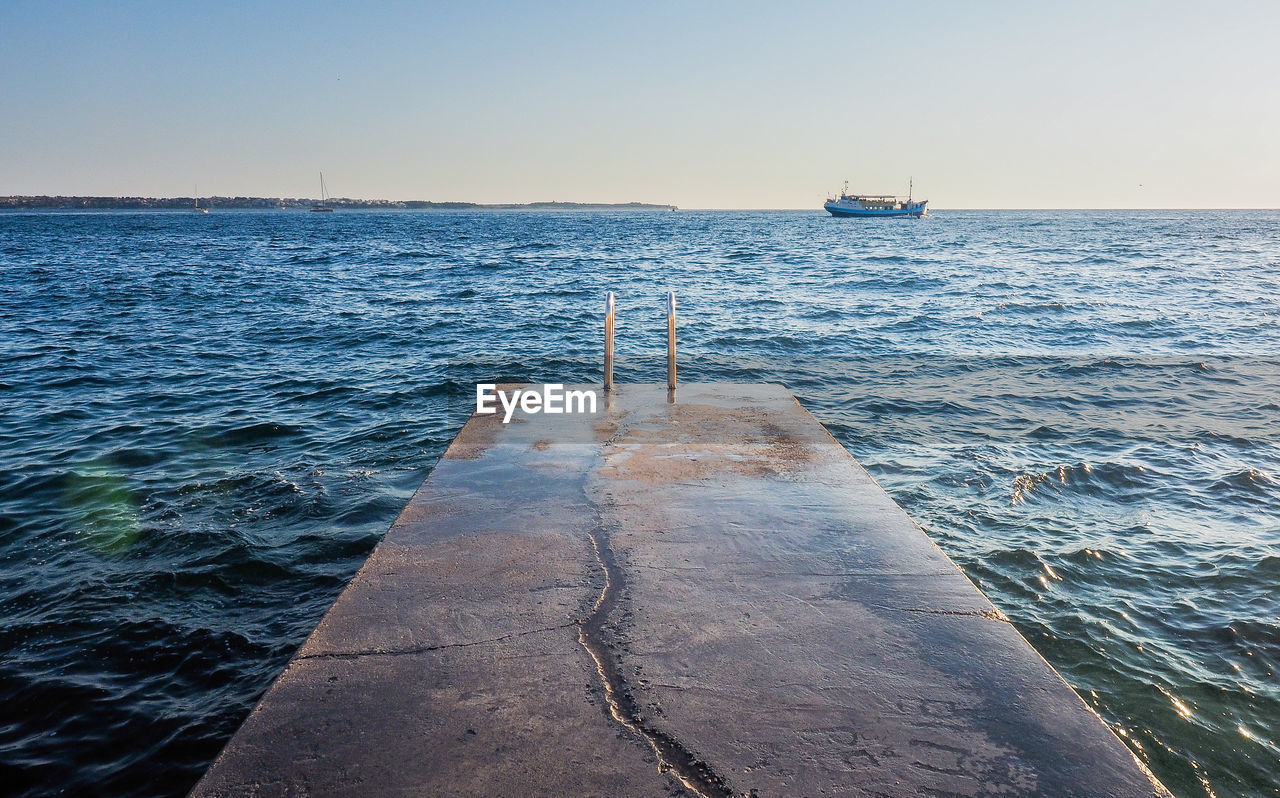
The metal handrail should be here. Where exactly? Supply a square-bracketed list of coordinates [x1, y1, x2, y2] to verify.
[666, 291, 677, 391]
[604, 291, 616, 391]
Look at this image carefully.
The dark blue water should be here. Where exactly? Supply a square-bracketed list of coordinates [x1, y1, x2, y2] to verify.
[1, 210, 1277, 796]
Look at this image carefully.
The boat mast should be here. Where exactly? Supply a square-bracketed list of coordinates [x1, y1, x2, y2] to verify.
[319, 171, 326, 203]
[908, 177, 913, 202]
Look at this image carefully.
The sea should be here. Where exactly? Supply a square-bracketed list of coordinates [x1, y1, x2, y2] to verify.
[0, 209, 1277, 797]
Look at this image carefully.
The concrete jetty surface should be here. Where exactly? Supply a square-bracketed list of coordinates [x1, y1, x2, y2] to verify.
[192, 383, 1169, 797]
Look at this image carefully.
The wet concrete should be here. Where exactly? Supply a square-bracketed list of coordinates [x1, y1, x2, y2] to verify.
[192, 383, 1170, 797]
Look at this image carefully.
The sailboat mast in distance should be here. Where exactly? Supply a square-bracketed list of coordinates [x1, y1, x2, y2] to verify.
[311, 171, 334, 212]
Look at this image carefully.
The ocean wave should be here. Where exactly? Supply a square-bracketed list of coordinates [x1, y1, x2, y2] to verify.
[3, 209, 1280, 797]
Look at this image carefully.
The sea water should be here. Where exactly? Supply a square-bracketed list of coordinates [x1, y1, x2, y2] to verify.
[0, 209, 1277, 796]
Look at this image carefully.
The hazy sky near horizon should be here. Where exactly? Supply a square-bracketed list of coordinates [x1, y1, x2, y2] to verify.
[2, 1, 1277, 209]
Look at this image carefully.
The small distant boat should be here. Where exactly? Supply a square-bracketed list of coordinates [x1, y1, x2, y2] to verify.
[194, 185, 209, 214]
[311, 172, 334, 212]
[824, 179, 926, 218]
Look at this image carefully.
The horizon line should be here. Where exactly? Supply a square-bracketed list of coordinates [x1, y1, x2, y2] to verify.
[2, 199, 1277, 213]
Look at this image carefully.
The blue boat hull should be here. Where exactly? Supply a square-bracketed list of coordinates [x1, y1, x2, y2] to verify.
[824, 201, 927, 218]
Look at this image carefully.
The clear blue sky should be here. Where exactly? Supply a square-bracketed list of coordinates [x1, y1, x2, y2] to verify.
[2, 1, 1276, 208]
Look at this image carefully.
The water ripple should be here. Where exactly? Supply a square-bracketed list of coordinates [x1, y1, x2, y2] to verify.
[0, 209, 1278, 796]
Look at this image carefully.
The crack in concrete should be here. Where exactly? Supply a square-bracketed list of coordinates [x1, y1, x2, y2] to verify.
[579, 474, 734, 797]
[634, 563, 709, 573]
[696, 565, 965, 578]
[296, 621, 580, 661]
[599, 414, 634, 447]
[887, 606, 1011, 623]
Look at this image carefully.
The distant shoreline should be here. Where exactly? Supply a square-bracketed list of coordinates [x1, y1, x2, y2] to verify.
[0, 196, 678, 212]
[3, 199, 1275, 213]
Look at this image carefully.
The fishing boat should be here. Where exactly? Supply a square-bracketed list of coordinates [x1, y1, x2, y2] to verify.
[311, 172, 334, 212]
[824, 179, 926, 218]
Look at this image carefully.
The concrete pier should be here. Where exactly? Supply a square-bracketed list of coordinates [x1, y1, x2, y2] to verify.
[192, 383, 1169, 797]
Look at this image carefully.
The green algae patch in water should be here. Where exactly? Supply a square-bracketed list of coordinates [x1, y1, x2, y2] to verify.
[63, 462, 141, 557]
